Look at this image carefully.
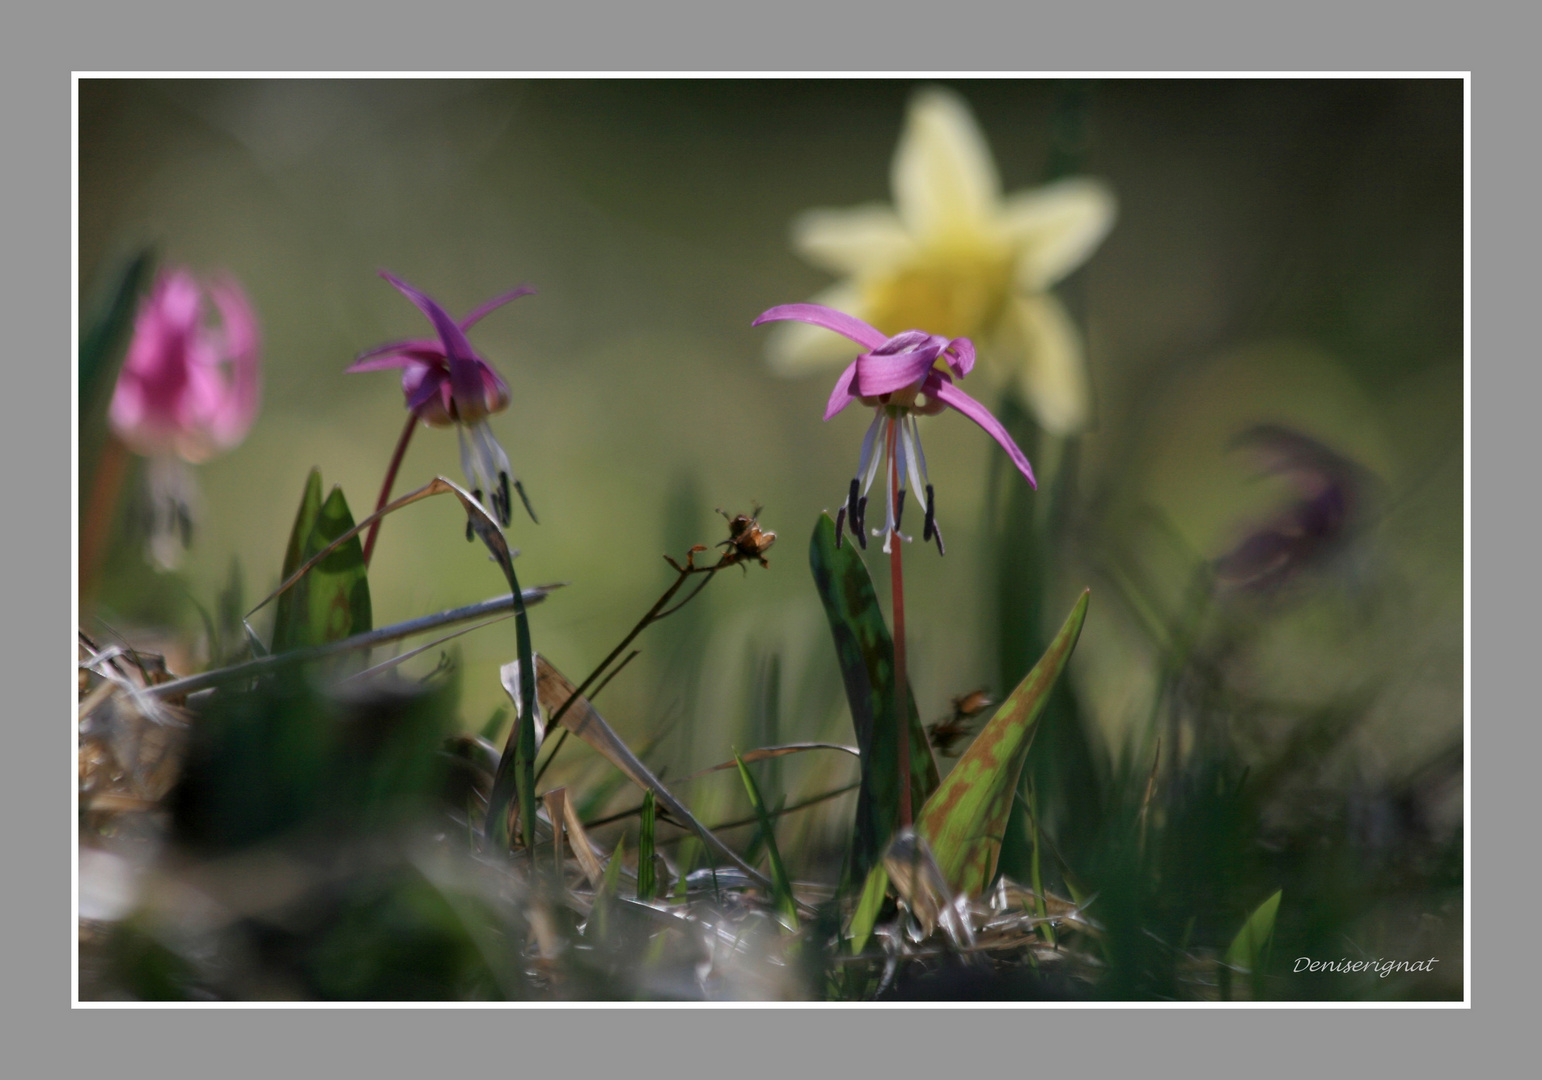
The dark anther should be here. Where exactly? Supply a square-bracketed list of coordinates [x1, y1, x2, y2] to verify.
[855, 496, 869, 549]
[922, 484, 936, 541]
[467, 488, 483, 541]
[835, 505, 847, 549]
[176, 503, 194, 549]
[497, 472, 513, 528]
[514, 479, 538, 525]
[894, 488, 907, 531]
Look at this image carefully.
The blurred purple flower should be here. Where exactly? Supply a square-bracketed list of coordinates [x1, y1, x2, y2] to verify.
[109, 268, 261, 463]
[107, 268, 261, 569]
[349, 272, 536, 526]
[1214, 424, 1368, 591]
[753, 302, 1035, 553]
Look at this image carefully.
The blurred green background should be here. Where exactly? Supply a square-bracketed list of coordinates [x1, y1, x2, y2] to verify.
[78, 78, 1463, 867]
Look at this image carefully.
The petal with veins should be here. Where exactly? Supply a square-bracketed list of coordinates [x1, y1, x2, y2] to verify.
[762, 283, 873, 375]
[824, 360, 861, 420]
[853, 343, 941, 397]
[928, 376, 1037, 488]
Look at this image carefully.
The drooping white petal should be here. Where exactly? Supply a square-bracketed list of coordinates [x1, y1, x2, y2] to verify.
[764, 282, 872, 376]
[1002, 294, 1092, 436]
[1001, 177, 1118, 291]
[792, 203, 916, 277]
[891, 86, 1002, 244]
[860, 415, 888, 497]
[854, 409, 884, 481]
[456, 424, 479, 493]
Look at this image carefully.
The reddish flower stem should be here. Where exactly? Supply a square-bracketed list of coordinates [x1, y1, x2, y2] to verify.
[887, 417, 912, 828]
[362, 408, 420, 567]
[79, 434, 130, 609]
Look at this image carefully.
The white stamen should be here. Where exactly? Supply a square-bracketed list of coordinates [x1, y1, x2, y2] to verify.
[145, 455, 197, 571]
[903, 415, 929, 499]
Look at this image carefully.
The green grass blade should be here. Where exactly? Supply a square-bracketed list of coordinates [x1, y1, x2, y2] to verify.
[79, 248, 154, 416]
[1225, 888, 1282, 974]
[808, 513, 939, 883]
[270, 470, 373, 653]
[847, 864, 889, 955]
[733, 752, 798, 930]
[637, 791, 657, 902]
[916, 589, 1090, 896]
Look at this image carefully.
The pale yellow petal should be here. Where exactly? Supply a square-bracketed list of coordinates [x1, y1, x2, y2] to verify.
[1001, 177, 1117, 290]
[763, 282, 871, 376]
[999, 294, 1091, 435]
[792, 203, 916, 277]
[890, 86, 1002, 244]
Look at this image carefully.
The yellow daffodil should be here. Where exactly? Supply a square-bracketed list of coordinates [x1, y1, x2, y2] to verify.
[766, 86, 1116, 436]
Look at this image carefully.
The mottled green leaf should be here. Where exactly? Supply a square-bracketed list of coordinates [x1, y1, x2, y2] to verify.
[916, 589, 1089, 896]
[808, 513, 939, 882]
[734, 751, 798, 930]
[1225, 888, 1282, 974]
[271, 469, 372, 653]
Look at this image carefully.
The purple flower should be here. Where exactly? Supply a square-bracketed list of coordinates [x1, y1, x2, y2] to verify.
[107, 268, 261, 569]
[348, 272, 536, 527]
[1214, 424, 1367, 591]
[109, 268, 261, 463]
[753, 302, 1035, 553]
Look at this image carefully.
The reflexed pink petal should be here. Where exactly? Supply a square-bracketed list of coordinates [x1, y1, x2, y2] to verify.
[871, 329, 935, 355]
[346, 339, 444, 371]
[380, 271, 499, 419]
[110, 268, 263, 459]
[944, 337, 975, 378]
[752, 303, 888, 351]
[403, 366, 455, 426]
[206, 279, 261, 448]
[823, 360, 861, 420]
[460, 285, 536, 330]
[380, 272, 478, 360]
[928, 375, 1037, 488]
[854, 344, 941, 396]
[478, 364, 511, 414]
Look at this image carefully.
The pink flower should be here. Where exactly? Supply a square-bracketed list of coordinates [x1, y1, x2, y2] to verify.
[753, 302, 1035, 553]
[348, 272, 536, 527]
[108, 269, 261, 463]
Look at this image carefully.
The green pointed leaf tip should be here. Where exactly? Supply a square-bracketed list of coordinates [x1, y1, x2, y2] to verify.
[807, 513, 939, 880]
[637, 791, 657, 902]
[1225, 888, 1282, 973]
[915, 589, 1090, 897]
[271, 470, 373, 653]
[734, 752, 798, 930]
[847, 864, 889, 955]
[80, 248, 154, 411]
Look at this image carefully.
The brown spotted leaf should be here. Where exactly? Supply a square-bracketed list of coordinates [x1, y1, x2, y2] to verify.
[916, 589, 1089, 896]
